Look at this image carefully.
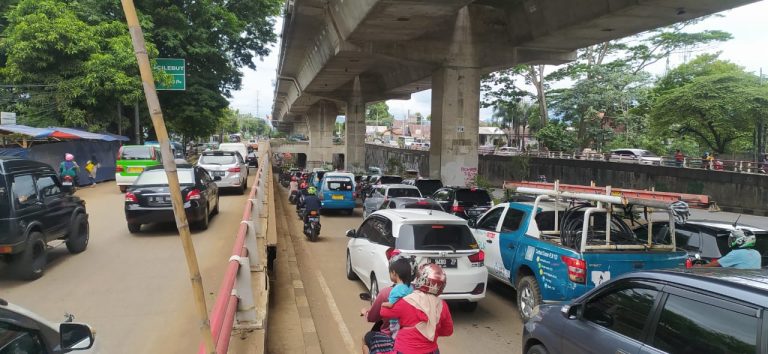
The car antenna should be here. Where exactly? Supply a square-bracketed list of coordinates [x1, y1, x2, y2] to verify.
[733, 214, 742, 228]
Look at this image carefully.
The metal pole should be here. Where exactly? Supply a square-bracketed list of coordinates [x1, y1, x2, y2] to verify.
[119, 1, 215, 353]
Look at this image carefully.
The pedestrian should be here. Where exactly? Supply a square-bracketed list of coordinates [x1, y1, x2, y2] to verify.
[85, 155, 100, 187]
[701, 152, 710, 169]
[707, 153, 715, 170]
[674, 149, 684, 168]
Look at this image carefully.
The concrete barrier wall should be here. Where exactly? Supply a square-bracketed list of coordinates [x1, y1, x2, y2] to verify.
[366, 144, 768, 215]
[365, 144, 429, 175]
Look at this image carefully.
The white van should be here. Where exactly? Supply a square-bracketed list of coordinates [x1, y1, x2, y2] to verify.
[218, 143, 249, 165]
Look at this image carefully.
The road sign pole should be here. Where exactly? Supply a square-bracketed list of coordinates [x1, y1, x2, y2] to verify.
[120, 1, 215, 353]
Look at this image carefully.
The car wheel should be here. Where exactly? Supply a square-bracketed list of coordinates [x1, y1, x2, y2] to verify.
[370, 273, 379, 301]
[119, 185, 127, 193]
[516, 275, 542, 322]
[346, 209, 354, 216]
[239, 183, 246, 195]
[9, 232, 47, 280]
[461, 301, 479, 312]
[243, 177, 247, 189]
[195, 206, 210, 230]
[66, 213, 89, 254]
[346, 251, 358, 280]
[127, 223, 141, 233]
[212, 195, 220, 215]
[526, 344, 549, 354]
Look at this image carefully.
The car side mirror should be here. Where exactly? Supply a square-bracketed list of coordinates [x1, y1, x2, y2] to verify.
[60, 323, 94, 350]
[561, 304, 580, 320]
[467, 218, 477, 228]
[346, 229, 357, 238]
[214, 176, 222, 181]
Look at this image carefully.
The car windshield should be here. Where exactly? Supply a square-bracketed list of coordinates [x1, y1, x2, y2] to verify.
[640, 150, 658, 157]
[135, 169, 195, 185]
[397, 224, 478, 250]
[456, 189, 491, 203]
[0, 178, 9, 218]
[327, 179, 353, 191]
[199, 154, 236, 165]
[379, 176, 403, 184]
[121, 146, 152, 160]
[388, 188, 421, 198]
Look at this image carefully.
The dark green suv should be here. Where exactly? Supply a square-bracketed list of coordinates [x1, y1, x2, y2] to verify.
[0, 157, 90, 280]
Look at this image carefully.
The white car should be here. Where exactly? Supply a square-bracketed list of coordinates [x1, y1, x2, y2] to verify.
[196, 150, 248, 193]
[218, 142, 249, 165]
[1, 298, 96, 353]
[345, 209, 488, 311]
[362, 184, 422, 217]
[495, 147, 521, 156]
[609, 149, 663, 165]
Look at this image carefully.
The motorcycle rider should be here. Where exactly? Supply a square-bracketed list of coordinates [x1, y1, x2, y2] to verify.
[702, 229, 761, 269]
[59, 153, 80, 191]
[301, 186, 322, 233]
[288, 176, 299, 202]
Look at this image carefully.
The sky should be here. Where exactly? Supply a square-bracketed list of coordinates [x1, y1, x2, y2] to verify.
[228, 1, 768, 123]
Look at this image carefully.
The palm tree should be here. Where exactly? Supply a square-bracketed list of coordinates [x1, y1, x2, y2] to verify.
[493, 101, 534, 148]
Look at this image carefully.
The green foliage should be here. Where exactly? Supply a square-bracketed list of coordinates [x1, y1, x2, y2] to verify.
[366, 101, 394, 126]
[386, 157, 403, 175]
[535, 121, 577, 152]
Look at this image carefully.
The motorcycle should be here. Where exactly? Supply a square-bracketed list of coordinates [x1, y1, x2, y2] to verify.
[303, 210, 321, 242]
[288, 190, 299, 204]
[61, 175, 77, 194]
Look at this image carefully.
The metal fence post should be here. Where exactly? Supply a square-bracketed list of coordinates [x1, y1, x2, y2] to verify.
[231, 255, 261, 329]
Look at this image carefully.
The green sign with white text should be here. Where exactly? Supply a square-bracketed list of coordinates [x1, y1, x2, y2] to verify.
[155, 58, 186, 90]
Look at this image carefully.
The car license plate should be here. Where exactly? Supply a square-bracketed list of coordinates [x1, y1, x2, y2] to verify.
[62, 181, 72, 186]
[213, 171, 225, 177]
[308, 217, 319, 222]
[332, 195, 344, 200]
[150, 196, 170, 203]
[127, 167, 144, 174]
[430, 258, 457, 268]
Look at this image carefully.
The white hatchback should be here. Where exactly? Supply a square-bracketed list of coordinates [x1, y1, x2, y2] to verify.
[345, 209, 488, 311]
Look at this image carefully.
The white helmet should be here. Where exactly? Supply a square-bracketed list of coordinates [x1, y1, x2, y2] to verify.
[729, 229, 756, 249]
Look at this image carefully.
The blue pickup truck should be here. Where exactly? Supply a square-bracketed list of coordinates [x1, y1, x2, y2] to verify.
[470, 195, 688, 322]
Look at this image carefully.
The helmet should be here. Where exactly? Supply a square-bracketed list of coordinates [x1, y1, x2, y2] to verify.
[412, 263, 446, 296]
[729, 229, 756, 249]
[65, 153, 74, 161]
[291, 177, 297, 181]
[307, 186, 317, 194]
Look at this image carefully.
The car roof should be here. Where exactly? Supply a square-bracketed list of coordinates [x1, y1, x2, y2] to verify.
[0, 157, 55, 174]
[685, 220, 767, 233]
[201, 150, 236, 155]
[371, 209, 468, 226]
[620, 269, 768, 307]
[146, 164, 194, 171]
[389, 197, 438, 204]
[382, 184, 419, 189]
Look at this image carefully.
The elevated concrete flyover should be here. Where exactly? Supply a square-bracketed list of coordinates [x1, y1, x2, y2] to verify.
[272, 0, 757, 184]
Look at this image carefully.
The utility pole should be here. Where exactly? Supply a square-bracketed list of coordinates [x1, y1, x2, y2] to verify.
[134, 103, 140, 144]
[120, 1, 215, 353]
[117, 101, 122, 136]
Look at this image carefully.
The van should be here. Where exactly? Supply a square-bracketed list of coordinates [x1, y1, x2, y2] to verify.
[319, 172, 355, 214]
[115, 145, 162, 192]
[218, 143, 249, 166]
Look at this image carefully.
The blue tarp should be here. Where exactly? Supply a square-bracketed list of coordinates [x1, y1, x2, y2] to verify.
[0, 124, 56, 138]
[49, 127, 125, 141]
[0, 124, 129, 142]
[101, 132, 131, 142]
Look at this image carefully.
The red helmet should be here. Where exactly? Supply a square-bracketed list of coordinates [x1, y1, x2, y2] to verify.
[291, 176, 297, 181]
[412, 263, 446, 296]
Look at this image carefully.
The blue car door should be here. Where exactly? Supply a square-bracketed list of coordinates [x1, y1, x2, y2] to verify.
[497, 206, 528, 275]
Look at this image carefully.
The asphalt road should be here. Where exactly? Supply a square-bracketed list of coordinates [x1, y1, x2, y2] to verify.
[275, 186, 525, 354]
[0, 175, 256, 354]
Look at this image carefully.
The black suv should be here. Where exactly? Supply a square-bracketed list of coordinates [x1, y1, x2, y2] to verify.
[0, 157, 90, 280]
[402, 178, 443, 197]
[524, 268, 768, 354]
[431, 186, 493, 219]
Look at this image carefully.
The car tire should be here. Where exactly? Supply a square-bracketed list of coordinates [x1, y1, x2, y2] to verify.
[127, 223, 141, 233]
[119, 185, 127, 193]
[243, 177, 247, 189]
[370, 273, 379, 301]
[66, 213, 89, 254]
[346, 251, 358, 280]
[9, 232, 47, 281]
[239, 183, 246, 195]
[212, 195, 220, 215]
[526, 344, 549, 354]
[461, 301, 479, 312]
[346, 209, 354, 216]
[516, 275, 542, 323]
[195, 206, 210, 230]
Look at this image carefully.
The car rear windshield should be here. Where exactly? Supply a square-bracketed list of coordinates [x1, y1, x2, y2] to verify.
[456, 189, 491, 204]
[120, 146, 153, 160]
[415, 180, 442, 195]
[0, 178, 9, 218]
[397, 224, 478, 251]
[135, 169, 195, 185]
[379, 176, 403, 184]
[327, 179, 353, 191]
[199, 154, 236, 165]
[388, 188, 421, 198]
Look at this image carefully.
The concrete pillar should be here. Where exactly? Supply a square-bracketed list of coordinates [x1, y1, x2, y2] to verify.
[429, 6, 480, 187]
[345, 76, 366, 172]
[307, 100, 338, 168]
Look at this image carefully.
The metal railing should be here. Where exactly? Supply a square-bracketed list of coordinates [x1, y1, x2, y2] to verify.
[198, 142, 275, 354]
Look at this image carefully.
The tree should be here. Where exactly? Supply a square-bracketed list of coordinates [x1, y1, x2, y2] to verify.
[493, 100, 534, 148]
[535, 121, 577, 152]
[650, 56, 768, 153]
[365, 101, 394, 126]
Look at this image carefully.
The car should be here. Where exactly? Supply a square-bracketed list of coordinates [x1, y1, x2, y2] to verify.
[124, 164, 219, 233]
[0, 157, 90, 280]
[495, 146, 522, 156]
[196, 150, 248, 193]
[318, 172, 356, 214]
[634, 219, 768, 266]
[0, 298, 96, 353]
[431, 186, 493, 219]
[362, 184, 422, 217]
[609, 148, 662, 165]
[345, 209, 487, 311]
[523, 268, 768, 354]
[246, 149, 259, 168]
[402, 178, 443, 196]
[217, 142, 249, 167]
[378, 197, 444, 212]
[115, 145, 162, 193]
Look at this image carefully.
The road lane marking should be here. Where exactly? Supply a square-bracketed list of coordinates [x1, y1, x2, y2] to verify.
[315, 269, 357, 353]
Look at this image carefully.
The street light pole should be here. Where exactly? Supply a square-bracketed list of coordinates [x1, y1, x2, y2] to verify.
[120, 1, 215, 353]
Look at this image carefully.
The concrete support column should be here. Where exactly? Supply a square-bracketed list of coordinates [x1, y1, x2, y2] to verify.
[307, 100, 338, 168]
[345, 76, 366, 172]
[429, 6, 481, 187]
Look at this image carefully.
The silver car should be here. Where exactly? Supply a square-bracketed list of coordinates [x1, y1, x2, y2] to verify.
[197, 150, 248, 193]
[362, 184, 421, 217]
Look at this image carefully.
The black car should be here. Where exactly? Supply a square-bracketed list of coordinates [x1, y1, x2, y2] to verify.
[124, 165, 219, 233]
[0, 157, 90, 280]
[246, 150, 259, 168]
[523, 268, 768, 354]
[403, 178, 443, 196]
[431, 186, 493, 219]
[634, 220, 768, 266]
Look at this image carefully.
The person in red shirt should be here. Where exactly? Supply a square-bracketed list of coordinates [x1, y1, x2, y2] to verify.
[379, 263, 453, 354]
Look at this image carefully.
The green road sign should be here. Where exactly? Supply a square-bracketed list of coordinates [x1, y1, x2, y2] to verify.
[155, 58, 186, 90]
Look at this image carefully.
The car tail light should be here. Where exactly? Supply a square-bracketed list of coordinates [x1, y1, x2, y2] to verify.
[451, 200, 464, 213]
[116, 165, 124, 173]
[470, 283, 485, 295]
[125, 192, 138, 203]
[468, 250, 485, 266]
[186, 189, 201, 201]
[385, 248, 401, 260]
[417, 200, 429, 205]
[561, 255, 586, 284]
[309, 210, 318, 216]
[228, 167, 241, 172]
